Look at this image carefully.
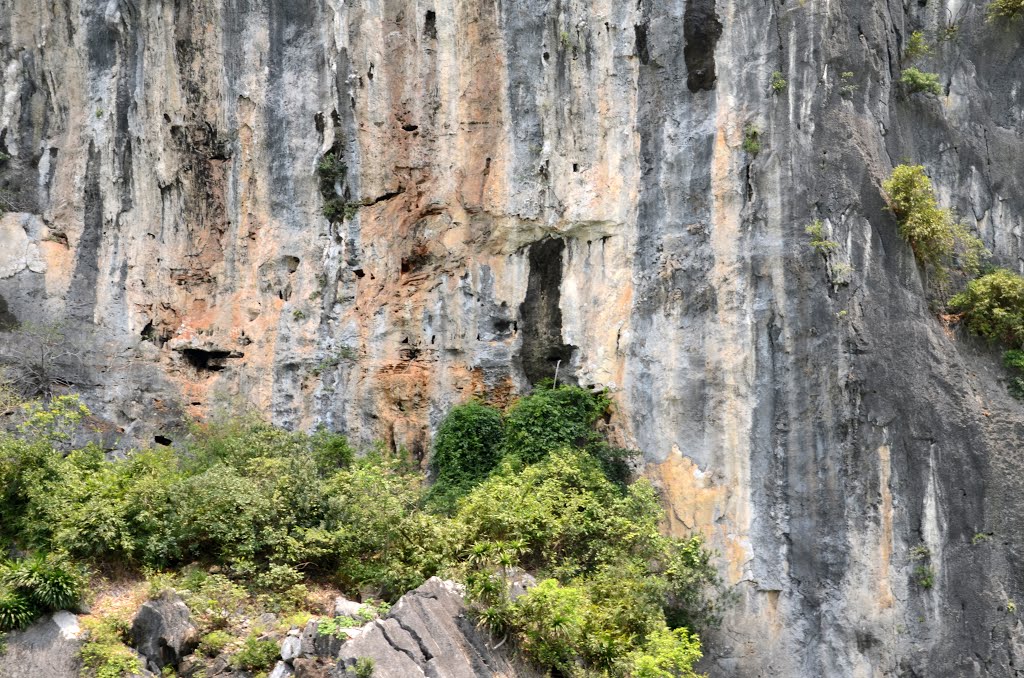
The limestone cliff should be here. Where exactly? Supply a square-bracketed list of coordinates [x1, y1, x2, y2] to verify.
[1, 0, 1022, 675]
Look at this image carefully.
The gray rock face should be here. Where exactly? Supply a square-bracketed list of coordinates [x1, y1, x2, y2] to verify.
[0, 612, 83, 678]
[131, 592, 199, 672]
[0, 1, 1023, 676]
[336, 578, 533, 678]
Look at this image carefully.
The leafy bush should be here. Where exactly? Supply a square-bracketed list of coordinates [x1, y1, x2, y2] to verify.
[502, 386, 609, 465]
[454, 449, 721, 676]
[627, 627, 704, 678]
[0, 586, 34, 631]
[0, 554, 85, 631]
[355, 657, 376, 678]
[428, 401, 504, 509]
[882, 165, 985, 275]
[901, 67, 943, 95]
[231, 634, 280, 671]
[805, 220, 838, 255]
[198, 630, 233, 657]
[80, 615, 141, 678]
[770, 71, 787, 93]
[904, 31, 933, 60]
[949, 269, 1024, 346]
[0, 389, 722, 676]
[1, 554, 85, 612]
[987, 0, 1024, 21]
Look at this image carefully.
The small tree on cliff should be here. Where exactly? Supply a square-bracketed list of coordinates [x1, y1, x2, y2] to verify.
[0, 322, 84, 400]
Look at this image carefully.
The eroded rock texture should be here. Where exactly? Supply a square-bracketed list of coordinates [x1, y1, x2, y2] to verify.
[1, 1, 1023, 675]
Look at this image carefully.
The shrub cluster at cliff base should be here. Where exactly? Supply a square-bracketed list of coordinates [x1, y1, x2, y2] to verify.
[0, 386, 723, 676]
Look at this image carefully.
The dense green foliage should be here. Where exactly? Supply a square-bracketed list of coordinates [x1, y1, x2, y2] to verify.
[231, 634, 280, 671]
[0, 554, 84, 631]
[987, 0, 1024, 21]
[0, 388, 721, 675]
[883, 165, 985, 275]
[900, 68, 943, 95]
[455, 447, 720, 676]
[79, 615, 141, 678]
[429, 401, 505, 508]
[949, 269, 1024, 346]
[904, 31, 933, 61]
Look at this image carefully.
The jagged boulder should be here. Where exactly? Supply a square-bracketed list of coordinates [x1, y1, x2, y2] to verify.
[336, 578, 535, 678]
[131, 592, 199, 672]
[0, 612, 84, 678]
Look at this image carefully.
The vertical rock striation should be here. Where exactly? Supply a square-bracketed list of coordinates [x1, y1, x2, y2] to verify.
[0, 0, 1022, 674]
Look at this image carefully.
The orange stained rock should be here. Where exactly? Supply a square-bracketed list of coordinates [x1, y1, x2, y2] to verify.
[650, 445, 748, 584]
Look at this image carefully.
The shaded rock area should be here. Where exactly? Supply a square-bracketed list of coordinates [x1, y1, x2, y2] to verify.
[337, 578, 535, 678]
[0, 612, 83, 678]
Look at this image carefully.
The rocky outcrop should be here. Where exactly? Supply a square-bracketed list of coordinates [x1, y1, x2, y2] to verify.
[131, 592, 199, 672]
[336, 578, 534, 678]
[0, 1, 1023, 675]
[0, 611, 83, 678]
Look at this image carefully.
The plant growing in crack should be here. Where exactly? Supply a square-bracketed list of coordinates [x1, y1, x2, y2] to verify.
[312, 345, 360, 376]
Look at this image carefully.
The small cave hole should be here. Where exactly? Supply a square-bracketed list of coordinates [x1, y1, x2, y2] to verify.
[543, 51, 550, 61]
[154, 435, 172, 446]
[424, 10, 437, 39]
[572, 163, 579, 172]
[181, 348, 239, 372]
[402, 123, 419, 132]
[353, 268, 365, 278]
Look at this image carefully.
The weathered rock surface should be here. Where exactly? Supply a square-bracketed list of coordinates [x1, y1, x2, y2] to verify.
[336, 578, 534, 678]
[0, 1, 1023, 676]
[0, 612, 83, 678]
[131, 592, 199, 672]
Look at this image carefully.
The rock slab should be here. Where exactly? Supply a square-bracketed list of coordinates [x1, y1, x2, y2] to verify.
[0, 613, 83, 678]
[336, 578, 534, 678]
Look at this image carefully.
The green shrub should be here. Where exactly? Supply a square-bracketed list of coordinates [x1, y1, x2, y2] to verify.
[80, 615, 141, 678]
[805, 220, 838, 254]
[355, 657, 376, 678]
[987, 0, 1024, 21]
[742, 126, 761, 155]
[900, 67, 943, 95]
[0, 554, 85, 612]
[428, 401, 504, 509]
[949, 269, 1024, 346]
[627, 627, 704, 678]
[198, 630, 233, 657]
[0, 392, 722, 677]
[455, 449, 721, 676]
[0, 586, 35, 631]
[231, 634, 279, 671]
[770, 71, 787, 93]
[904, 31, 933, 60]
[882, 165, 985, 275]
[318, 616, 361, 638]
[501, 386, 609, 465]
[913, 565, 935, 589]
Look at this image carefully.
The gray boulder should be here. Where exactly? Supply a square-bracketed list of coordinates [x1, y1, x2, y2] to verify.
[336, 578, 536, 677]
[332, 596, 364, 618]
[0, 612, 84, 678]
[281, 634, 303, 662]
[269, 661, 296, 678]
[131, 592, 199, 672]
